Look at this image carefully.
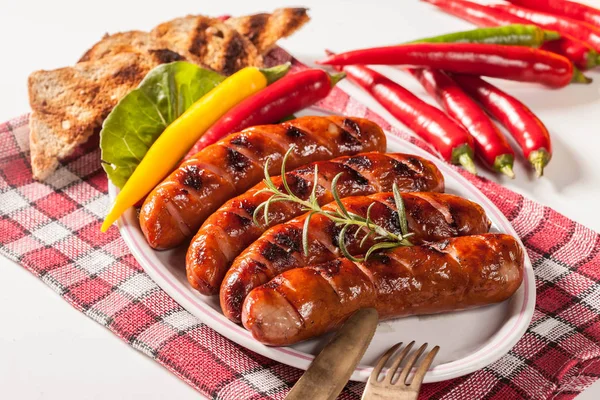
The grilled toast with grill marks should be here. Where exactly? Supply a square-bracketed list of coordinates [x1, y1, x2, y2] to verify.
[28, 8, 310, 180]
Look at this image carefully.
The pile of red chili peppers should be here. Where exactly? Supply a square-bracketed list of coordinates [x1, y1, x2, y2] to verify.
[317, 0, 600, 177]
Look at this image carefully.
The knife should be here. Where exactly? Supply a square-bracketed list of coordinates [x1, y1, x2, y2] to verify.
[285, 308, 379, 400]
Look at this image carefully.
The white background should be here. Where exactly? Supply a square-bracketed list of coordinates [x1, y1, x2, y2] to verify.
[1, 0, 600, 398]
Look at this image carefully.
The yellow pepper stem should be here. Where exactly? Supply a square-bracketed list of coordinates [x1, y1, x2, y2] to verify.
[101, 64, 291, 232]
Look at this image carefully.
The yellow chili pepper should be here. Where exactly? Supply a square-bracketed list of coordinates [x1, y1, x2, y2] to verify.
[101, 63, 291, 232]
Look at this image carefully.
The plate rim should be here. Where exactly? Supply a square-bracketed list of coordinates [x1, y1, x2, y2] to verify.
[110, 131, 536, 383]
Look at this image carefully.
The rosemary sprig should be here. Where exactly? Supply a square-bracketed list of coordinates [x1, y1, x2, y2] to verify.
[253, 147, 413, 262]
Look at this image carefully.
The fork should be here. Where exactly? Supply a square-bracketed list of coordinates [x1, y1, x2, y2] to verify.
[361, 341, 440, 400]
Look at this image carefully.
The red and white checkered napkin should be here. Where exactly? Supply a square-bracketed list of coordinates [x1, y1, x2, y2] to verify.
[3, 59, 600, 400]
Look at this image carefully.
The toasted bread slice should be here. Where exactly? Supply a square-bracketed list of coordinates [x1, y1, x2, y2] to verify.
[225, 8, 309, 54]
[28, 50, 185, 180]
[151, 15, 262, 75]
[29, 9, 310, 180]
[78, 31, 154, 62]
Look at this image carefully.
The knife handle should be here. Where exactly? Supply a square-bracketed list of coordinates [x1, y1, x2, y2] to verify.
[285, 308, 379, 400]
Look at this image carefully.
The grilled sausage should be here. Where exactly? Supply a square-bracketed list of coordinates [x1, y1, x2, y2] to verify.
[186, 153, 445, 295]
[139, 116, 386, 249]
[242, 234, 524, 346]
[221, 192, 490, 322]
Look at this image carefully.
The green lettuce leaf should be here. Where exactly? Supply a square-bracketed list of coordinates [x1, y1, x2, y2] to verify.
[100, 61, 225, 188]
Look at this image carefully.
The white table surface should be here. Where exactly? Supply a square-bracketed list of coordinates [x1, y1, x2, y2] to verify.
[1, 0, 600, 398]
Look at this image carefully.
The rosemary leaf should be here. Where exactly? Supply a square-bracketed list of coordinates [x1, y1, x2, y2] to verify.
[359, 230, 374, 248]
[252, 150, 414, 264]
[393, 183, 409, 236]
[338, 224, 364, 262]
[262, 159, 278, 192]
[353, 225, 364, 239]
[308, 165, 319, 205]
[252, 202, 267, 227]
[365, 202, 376, 232]
[281, 146, 295, 196]
[364, 241, 403, 261]
[331, 173, 350, 218]
[302, 211, 317, 256]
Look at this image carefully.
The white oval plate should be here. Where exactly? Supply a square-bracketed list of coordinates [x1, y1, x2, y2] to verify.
[109, 128, 535, 383]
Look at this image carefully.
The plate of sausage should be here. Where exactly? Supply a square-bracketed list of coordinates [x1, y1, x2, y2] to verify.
[110, 114, 535, 383]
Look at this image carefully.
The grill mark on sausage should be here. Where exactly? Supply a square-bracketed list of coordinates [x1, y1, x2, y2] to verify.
[410, 193, 455, 228]
[181, 164, 203, 191]
[406, 156, 426, 173]
[261, 240, 295, 268]
[236, 196, 260, 216]
[339, 128, 363, 151]
[305, 216, 341, 257]
[224, 146, 254, 173]
[286, 125, 307, 139]
[274, 228, 302, 254]
[345, 155, 373, 169]
[391, 159, 418, 177]
[229, 134, 249, 147]
[343, 118, 362, 137]
[285, 173, 312, 198]
[226, 211, 253, 230]
[335, 159, 380, 192]
[337, 163, 369, 187]
[329, 224, 343, 250]
[330, 119, 364, 152]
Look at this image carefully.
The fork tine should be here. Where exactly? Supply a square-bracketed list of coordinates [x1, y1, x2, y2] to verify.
[385, 341, 414, 384]
[410, 346, 440, 391]
[369, 342, 403, 383]
[396, 343, 428, 385]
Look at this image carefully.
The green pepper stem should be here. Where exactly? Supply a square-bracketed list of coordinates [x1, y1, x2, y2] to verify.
[260, 63, 291, 85]
[329, 72, 346, 87]
[529, 149, 551, 178]
[571, 67, 593, 84]
[452, 144, 477, 174]
[542, 30, 561, 42]
[493, 154, 515, 179]
[587, 51, 600, 70]
[500, 165, 515, 179]
[458, 153, 477, 174]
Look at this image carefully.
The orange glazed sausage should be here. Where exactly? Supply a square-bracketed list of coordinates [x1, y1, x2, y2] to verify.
[221, 192, 490, 323]
[139, 116, 386, 249]
[186, 153, 445, 295]
[242, 234, 523, 346]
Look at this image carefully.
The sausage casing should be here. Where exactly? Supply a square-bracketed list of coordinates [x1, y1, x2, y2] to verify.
[242, 234, 524, 346]
[139, 116, 386, 249]
[186, 153, 445, 295]
[221, 192, 490, 322]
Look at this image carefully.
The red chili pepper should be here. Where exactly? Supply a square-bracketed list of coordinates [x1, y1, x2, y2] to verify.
[506, 0, 600, 29]
[185, 69, 344, 157]
[451, 75, 552, 177]
[327, 57, 476, 173]
[493, 4, 600, 53]
[541, 35, 600, 70]
[217, 15, 231, 22]
[422, 0, 600, 70]
[409, 68, 515, 178]
[423, 0, 530, 26]
[318, 42, 588, 88]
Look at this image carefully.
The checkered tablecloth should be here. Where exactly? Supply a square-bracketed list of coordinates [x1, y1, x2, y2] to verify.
[2, 53, 600, 399]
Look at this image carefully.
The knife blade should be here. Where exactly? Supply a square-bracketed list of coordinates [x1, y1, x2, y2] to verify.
[285, 308, 379, 400]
